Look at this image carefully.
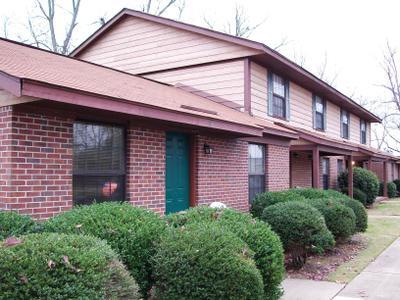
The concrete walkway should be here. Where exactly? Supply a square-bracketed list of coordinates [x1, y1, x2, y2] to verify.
[334, 238, 400, 300]
[281, 279, 344, 300]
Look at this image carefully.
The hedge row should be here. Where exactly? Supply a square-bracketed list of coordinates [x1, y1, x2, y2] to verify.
[1, 204, 285, 300]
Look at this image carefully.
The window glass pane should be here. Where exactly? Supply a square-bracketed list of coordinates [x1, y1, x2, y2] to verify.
[273, 74, 285, 97]
[337, 159, 343, 174]
[248, 144, 265, 175]
[342, 111, 348, 124]
[249, 175, 265, 203]
[73, 123, 124, 173]
[73, 122, 125, 205]
[316, 113, 324, 129]
[273, 95, 285, 118]
[361, 121, 366, 131]
[315, 97, 324, 113]
[73, 175, 125, 205]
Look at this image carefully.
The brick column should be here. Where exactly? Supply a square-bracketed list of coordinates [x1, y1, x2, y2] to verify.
[312, 146, 320, 188]
[383, 160, 388, 197]
[347, 155, 353, 198]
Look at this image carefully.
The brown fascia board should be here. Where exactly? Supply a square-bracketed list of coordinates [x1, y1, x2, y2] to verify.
[70, 8, 381, 123]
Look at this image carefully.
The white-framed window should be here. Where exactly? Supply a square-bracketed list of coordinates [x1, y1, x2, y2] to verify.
[268, 73, 289, 119]
[313, 95, 326, 131]
[248, 144, 266, 203]
[341, 109, 350, 139]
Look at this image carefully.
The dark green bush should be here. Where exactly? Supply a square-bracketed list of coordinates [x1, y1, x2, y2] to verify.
[340, 198, 368, 232]
[43, 202, 166, 298]
[289, 188, 328, 199]
[379, 181, 397, 198]
[341, 187, 367, 206]
[393, 179, 400, 194]
[0, 233, 140, 299]
[0, 211, 36, 240]
[166, 206, 284, 300]
[262, 202, 334, 268]
[250, 190, 307, 218]
[153, 223, 264, 300]
[305, 198, 356, 240]
[338, 167, 379, 205]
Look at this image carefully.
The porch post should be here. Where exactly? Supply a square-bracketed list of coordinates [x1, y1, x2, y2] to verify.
[312, 146, 320, 189]
[368, 157, 372, 170]
[383, 160, 388, 198]
[347, 155, 353, 198]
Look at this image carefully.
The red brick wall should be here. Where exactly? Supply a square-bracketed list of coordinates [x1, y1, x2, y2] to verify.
[126, 126, 165, 214]
[0, 106, 13, 210]
[370, 161, 384, 181]
[196, 135, 249, 212]
[0, 107, 73, 219]
[291, 151, 312, 188]
[266, 144, 290, 191]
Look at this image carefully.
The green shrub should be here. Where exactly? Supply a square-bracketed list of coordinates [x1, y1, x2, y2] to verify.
[379, 181, 397, 198]
[393, 179, 400, 194]
[341, 187, 367, 206]
[289, 188, 328, 199]
[43, 202, 166, 298]
[0, 211, 37, 240]
[262, 202, 334, 268]
[250, 190, 307, 218]
[338, 167, 379, 205]
[305, 198, 356, 240]
[166, 206, 284, 300]
[153, 223, 264, 300]
[0, 233, 140, 299]
[340, 198, 368, 232]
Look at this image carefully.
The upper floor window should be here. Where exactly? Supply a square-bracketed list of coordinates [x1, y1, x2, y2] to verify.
[360, 120, 367, 144]
[248, 144, 266, 203]
[313, 95, 326, 131]
[268, 73, 289, 119]
[341, 109, 350, 139]
[73, 121, 125, 205]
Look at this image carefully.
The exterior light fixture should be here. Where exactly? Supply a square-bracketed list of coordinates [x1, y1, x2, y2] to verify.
[352, 161, 355, 166]
[203, 144, 213, 154]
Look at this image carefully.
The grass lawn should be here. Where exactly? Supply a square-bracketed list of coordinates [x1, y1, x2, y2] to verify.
[327, 198, 400, 283]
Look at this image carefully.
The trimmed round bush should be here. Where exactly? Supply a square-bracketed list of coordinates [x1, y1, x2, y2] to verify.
[338, 167, 379, 205]
[262, 202, 334, 268]
[0, 211, 36, 240]
[153, 223, 264, 300]
[342, 187, 367, 206]
[166, 206, 284, 300]
[305, 198, 356, 240]
[0, 233, 140, 299]
[379, 181, 397, 198]
[393, 179, 400, 194]
[340, 198, 368, 232]
[43, 202, 166, 297]
[289, 188, 328, 199]
[250, 190, 307, 218]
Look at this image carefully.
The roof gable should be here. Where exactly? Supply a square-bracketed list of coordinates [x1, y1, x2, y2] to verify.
[71, 9, 381, 123]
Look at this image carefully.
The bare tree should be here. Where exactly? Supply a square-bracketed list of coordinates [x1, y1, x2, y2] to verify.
[1, 17, 10, 38]
[26, 0, 82, 54]
[141, 0, 186, 18]
[316, 52, 338, 86]
[204, 4, 265, 38]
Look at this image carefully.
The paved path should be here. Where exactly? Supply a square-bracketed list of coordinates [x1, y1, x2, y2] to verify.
[333, 238, 400, 300]
[281, 279, 344, 300]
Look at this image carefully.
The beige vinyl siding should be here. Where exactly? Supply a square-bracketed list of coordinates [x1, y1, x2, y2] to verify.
[78, 16, 261, 74]
[250, 62, 268, 118]
[349, 113, 361, 143]
[326, 101, 341, 139]
[290, 83, 313, 129]
[144, 60, 245, 110]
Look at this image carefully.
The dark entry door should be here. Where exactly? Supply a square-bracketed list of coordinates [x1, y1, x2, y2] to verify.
[165, 132, 190, 214]
[322, 158, 329, 190]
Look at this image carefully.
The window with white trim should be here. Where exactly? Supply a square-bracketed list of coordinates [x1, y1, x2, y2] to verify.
[248, 144, 266, 203]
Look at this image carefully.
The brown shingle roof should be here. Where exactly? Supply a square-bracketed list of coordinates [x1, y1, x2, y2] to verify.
[0, 38, 296, 138]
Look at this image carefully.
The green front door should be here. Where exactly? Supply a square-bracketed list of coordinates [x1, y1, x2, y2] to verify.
[165, 132, 190, 214]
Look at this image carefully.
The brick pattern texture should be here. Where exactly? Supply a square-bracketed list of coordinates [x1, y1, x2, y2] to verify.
[196, 135, 249, 212]
[0, 106, 13, 211]
[126, 126, 165, 214]
[266, 144, 290, 191]
[291, 151, 312, 188]
[0, 106, 73, 219]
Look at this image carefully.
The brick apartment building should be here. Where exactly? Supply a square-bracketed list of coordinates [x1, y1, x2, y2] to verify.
[0, 9, 398, 219]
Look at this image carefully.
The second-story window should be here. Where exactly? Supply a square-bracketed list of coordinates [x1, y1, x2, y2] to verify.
[268, 73, 289, 119]
[360, 120, 367, 144]
[341, 109, 350, 139]
[313, 95, 326, 131]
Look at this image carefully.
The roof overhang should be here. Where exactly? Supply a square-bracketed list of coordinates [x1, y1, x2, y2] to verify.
[70, 8, 381, 123]
[0, 71, 263, 137]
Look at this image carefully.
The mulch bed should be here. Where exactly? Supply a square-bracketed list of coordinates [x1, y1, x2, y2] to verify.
[285, 234, 368, 281]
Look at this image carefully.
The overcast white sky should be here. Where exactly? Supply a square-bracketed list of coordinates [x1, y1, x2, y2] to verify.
[1, 0, 400, 149]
